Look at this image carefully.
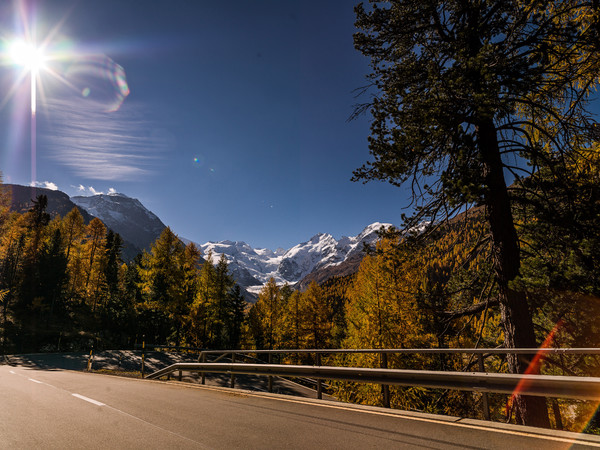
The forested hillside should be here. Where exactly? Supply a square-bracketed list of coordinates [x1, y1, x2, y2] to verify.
[0, 190, 245, 353]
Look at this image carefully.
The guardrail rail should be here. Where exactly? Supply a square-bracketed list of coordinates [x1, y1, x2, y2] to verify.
[146, 347, 600, 423]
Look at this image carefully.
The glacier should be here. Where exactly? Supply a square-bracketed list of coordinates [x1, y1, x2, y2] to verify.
[198, 222, 394, 293]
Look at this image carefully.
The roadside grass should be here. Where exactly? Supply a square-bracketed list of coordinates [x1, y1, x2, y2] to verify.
[91, 368, 143, 378]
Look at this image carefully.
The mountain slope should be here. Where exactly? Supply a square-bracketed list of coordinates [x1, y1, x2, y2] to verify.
[71, 193, 167, 258]
[7, 184, 94, 223]
[295, 252, 364, 291]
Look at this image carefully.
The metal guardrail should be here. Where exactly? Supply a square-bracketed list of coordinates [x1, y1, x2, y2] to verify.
[190, 347, 600, 413]
[197, 347, 600, 355]
[146, 347, 600, 423]
[147, 347, 600, 418]
[146, 362, 600, 401]
[141, 347, 600, 397]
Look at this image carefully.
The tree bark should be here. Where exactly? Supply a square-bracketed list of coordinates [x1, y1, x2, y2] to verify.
[477, 118, 550, 428]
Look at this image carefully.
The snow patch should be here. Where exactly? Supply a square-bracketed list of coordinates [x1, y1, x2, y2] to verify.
[197, 222, 395, 290]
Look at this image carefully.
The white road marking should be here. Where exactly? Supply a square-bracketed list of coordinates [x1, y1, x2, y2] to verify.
[72, 393, 105, 406]
[17, 372, 206, 447]
[9, 370, 15, 374]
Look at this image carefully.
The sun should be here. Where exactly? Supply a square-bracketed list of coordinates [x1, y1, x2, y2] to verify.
[7, 39, 47, 115]
[9, 40, 46, 72]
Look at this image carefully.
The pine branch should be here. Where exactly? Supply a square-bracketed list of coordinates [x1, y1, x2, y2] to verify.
[439, 297, 499, 322]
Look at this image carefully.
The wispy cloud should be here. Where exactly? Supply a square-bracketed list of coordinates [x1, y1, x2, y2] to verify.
[30, 181, 59, 190]
[41, 96, 172, 181]
[69, 184, 117, 196]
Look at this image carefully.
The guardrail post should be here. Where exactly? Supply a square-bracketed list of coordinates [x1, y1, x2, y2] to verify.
[551, 399, 563, 430]
[316, 352, 322, 400]
[141, 338, 145, 378]
[477, 354, 490, 420]
[381, 352, 390, 408]
[87, 348, 93, 371]
[268, 353, 273, 393]
[178, 369, 182, 381]
[201, 352, 206, 385]
[230, 353, 236, 388]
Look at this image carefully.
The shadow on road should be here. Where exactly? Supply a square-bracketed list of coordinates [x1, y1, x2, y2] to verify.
[2, 351, 325, 399]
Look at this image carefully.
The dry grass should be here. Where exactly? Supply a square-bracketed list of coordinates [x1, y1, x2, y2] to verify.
[90, 368, 143, 378]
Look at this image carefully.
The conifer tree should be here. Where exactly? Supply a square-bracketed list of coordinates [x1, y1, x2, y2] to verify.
[104, 230, 123, 295]
[38, 228, 68, 326]
[189, 251, 215, 347]
[61, 208, 85, 263]
[255, 278, 283, 349]
[282, 290, 303, 350]
[225, 284, 246, 349]
[84, 218, 107, 312]
[138, 227, 186, 343]
[320, 275, 352, 348]
[246, 300, 265, 349]
[210, 254, 234, 348]
[0, 173, 11, 227]
[299, 282, 331, 349]
[24, 195, 50, 264]
[12, 195, 54, 348]
[0, 230, 24, 351]
[352, 0, 599, 426]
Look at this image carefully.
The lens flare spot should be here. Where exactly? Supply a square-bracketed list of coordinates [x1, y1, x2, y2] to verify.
[505, 320, 563, 422]
[193, 155, 205, 167]
[110, 63, 130, 98]
[64, 55, 130, 112]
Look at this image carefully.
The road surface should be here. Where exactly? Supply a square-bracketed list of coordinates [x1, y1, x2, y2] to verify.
[1, 364, 599, 449]
[4, 351, 325, 399]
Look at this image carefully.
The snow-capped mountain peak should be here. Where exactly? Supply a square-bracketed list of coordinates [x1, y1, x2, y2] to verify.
[196, 222, 394, 294]
[107, 191, 129, 198]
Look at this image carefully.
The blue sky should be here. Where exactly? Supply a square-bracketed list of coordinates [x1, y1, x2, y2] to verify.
[0, 0, 410, 250]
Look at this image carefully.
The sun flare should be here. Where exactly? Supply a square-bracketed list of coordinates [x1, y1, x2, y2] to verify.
[9, 40, 45, 72]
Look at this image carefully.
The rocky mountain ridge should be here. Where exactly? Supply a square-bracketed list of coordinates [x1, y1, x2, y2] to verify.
[70, 193, 166, 257]
[4, 185, 166, 261]
[198, 222, 394, 295]
[7, 184, 93, 223]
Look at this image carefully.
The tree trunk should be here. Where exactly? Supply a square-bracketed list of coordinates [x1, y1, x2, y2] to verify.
[478, 118, 550, 428]
[2, 296, 8, 354]
[498, 286, 550, 427]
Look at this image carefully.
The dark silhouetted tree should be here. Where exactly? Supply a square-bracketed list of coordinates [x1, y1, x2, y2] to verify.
[352, 0, 599, 427]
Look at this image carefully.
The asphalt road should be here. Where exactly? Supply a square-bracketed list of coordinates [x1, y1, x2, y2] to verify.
[1, 364, 599, 449]
[4, 351, 327, 399]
